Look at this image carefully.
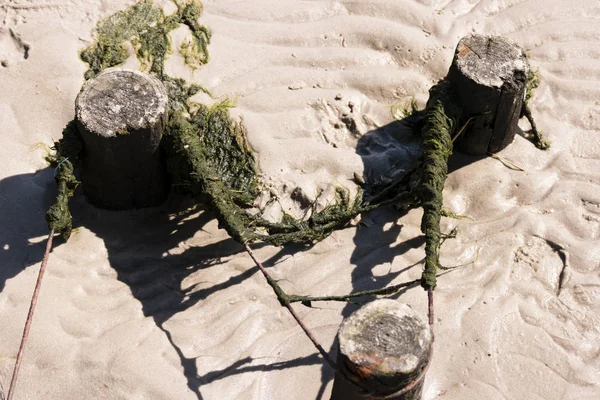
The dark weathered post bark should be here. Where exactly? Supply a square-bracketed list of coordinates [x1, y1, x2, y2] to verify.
[75, 67, 170, 209]
[331, 300, 433, 400]
[448, 34, 529, 155]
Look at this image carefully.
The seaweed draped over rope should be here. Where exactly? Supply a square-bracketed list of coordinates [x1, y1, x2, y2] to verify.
[45, 0, 536, 297]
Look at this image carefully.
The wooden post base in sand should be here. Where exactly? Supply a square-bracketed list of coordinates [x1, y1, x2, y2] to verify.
[330, 300, 433, 400]
[75, 68, 170, 209]
[448, 34, 529, 155]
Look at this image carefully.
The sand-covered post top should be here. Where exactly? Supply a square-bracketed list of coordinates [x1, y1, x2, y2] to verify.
[75, 68, 170, 209]
[449, 34, 529, 155]
[331, 300, 433, 400]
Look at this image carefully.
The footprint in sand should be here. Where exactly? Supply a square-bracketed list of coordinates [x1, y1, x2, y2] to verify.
[0, 27, 30, 68]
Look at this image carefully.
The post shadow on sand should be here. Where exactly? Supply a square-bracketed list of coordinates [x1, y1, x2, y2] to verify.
[0, 116, 485, 399]
[72, 194, 253, 400]
[0, 174, 252, 400]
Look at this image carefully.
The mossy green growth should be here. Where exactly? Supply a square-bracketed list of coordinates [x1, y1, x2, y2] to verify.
[45, 120, 83, 240]
[164, 103, 260, 205]
[162, 76, 209, 113]
[522, 68, 550, 150]
[162, 113, 259, 244]
[524, 68, 540, 104]
[80, 0, 211, 80]
[416, 79, 461, 290]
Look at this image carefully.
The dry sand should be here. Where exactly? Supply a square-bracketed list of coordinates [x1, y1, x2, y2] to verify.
[1, 0, 599, 399]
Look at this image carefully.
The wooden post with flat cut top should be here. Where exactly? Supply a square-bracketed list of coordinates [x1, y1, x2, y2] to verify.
[75, 67, 170, 209]
[330, 300, 433, 400]
[448, 34, 530, 155]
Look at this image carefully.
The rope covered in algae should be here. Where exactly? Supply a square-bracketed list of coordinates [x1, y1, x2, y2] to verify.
[417, 80, 461, 290]
[45, 120, 82, 240]
[162, 111, 260, 244]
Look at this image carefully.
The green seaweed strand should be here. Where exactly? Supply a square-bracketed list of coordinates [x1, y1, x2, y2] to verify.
[178, 0, 211, 68]
[256, 187, 366, 246]
[45, 120, 84, 240]
[521, 69, 550, 150]
[418, 80, 460, 290]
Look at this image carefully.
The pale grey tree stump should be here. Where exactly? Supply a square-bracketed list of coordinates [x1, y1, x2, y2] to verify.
[75, 68, 170, 209]
[331, 300, 433, 400]
[448, 34, 529, 155]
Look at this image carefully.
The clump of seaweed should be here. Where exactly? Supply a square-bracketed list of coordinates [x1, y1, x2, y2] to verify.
[80, 0, 210, 80]
[521, 68, 550, 150]
[178, 0, 211, 68]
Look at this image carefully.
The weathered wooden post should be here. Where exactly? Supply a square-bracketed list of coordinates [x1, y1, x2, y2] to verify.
[75, 67, 170, 209]
[331, 300, 433, 400]
[448, 34, 530, 155]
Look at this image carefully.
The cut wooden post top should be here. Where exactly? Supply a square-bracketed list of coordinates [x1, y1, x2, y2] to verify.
[76, 68, 168, 138]
[448, 34, 530, 155]
[454, 34, 528, 88]
[339, 300, 432, 378]
[333, 299, 433, 399]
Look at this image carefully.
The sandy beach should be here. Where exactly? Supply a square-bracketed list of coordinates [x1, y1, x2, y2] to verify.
[1, 0, 599, 399]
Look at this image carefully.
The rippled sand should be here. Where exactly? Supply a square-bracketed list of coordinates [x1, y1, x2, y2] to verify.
[1, 1, 599, 399]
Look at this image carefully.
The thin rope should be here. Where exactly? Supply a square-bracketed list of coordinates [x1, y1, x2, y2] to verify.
[7, 230, 55, 400]
[244, 244, 339, 371]
[245, 243, 435, 399]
